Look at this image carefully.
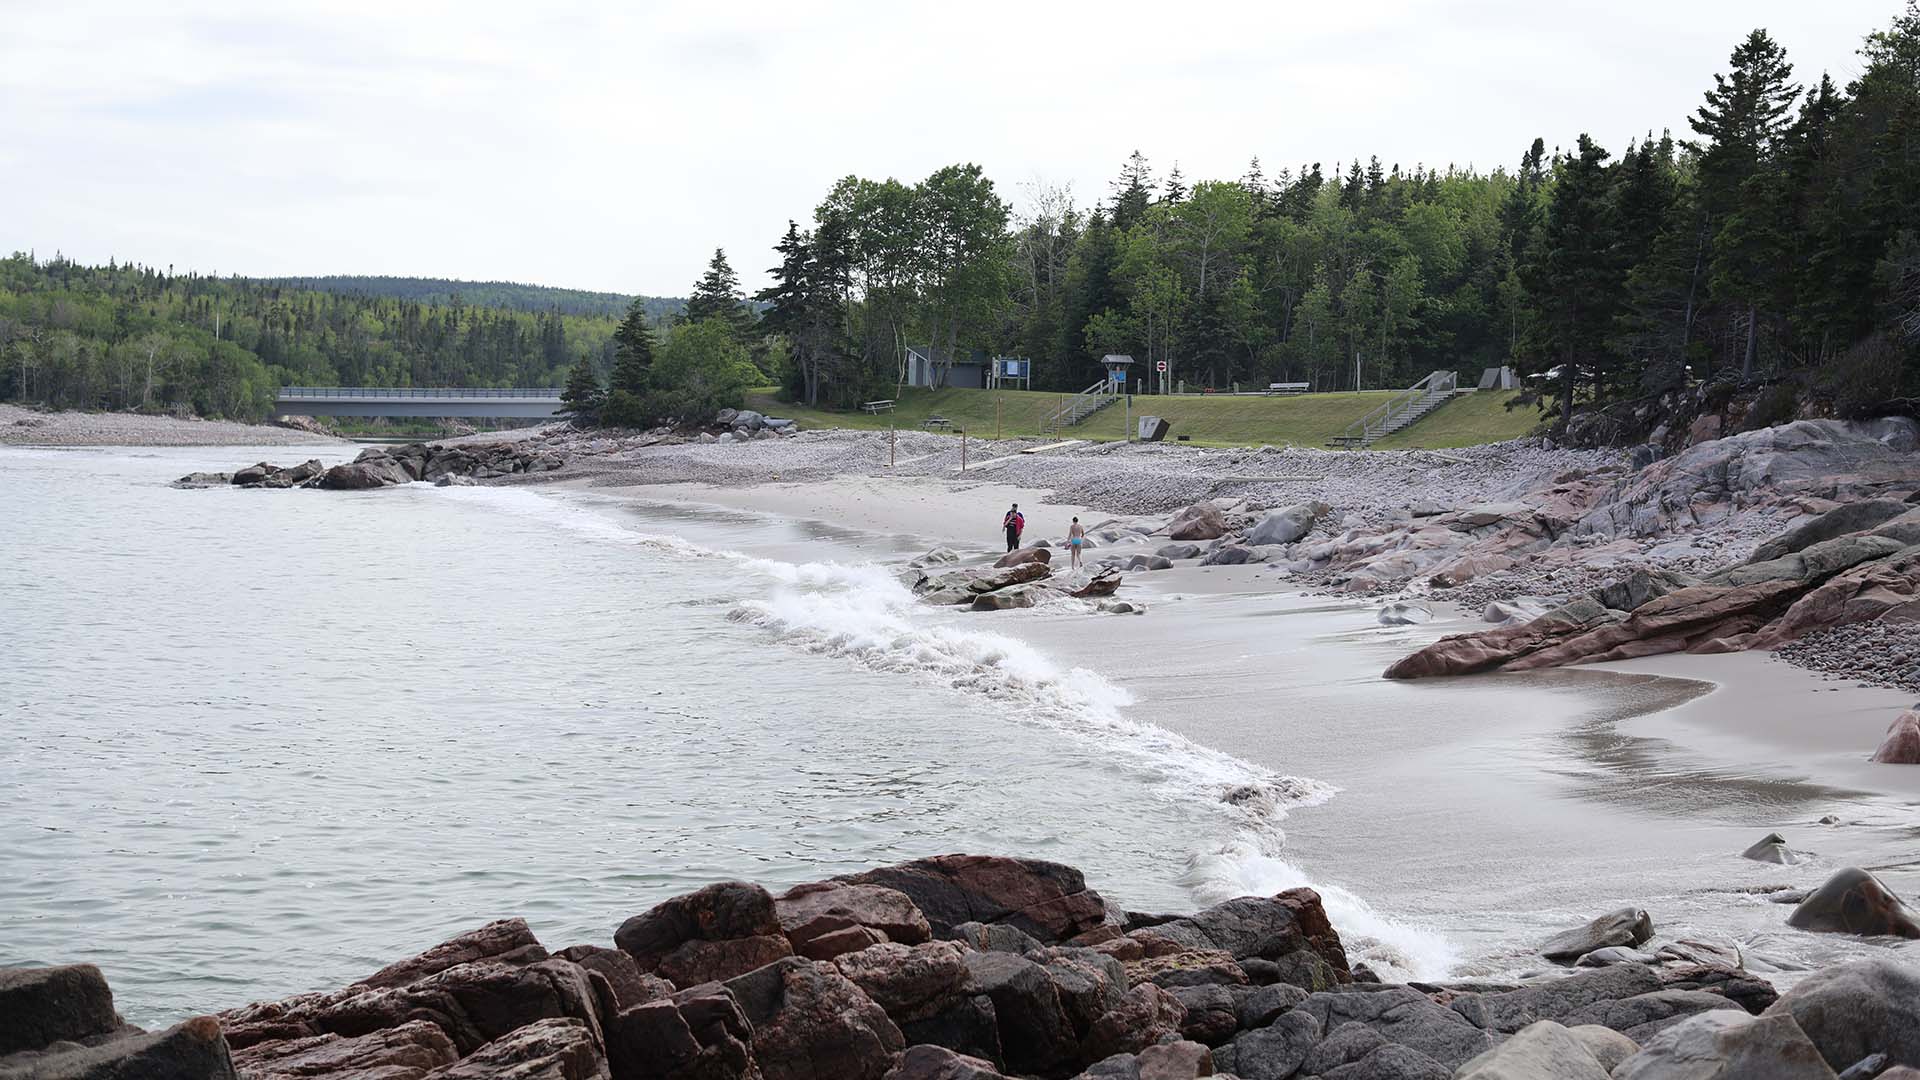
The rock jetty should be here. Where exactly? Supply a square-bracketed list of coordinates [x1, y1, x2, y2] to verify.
[180, 442, 566, 491]
[5, 854, 1919, 1080]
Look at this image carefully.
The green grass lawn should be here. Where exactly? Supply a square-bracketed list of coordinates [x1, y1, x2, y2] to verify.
[1370, 390, 1545, 449]
[744, 386, 1542, 450]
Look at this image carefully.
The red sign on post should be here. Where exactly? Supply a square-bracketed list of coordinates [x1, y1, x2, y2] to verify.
[1156, 360, 1168, 373]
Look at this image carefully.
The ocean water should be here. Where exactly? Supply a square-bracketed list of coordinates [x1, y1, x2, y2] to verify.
[3, 445, 1913, 1027]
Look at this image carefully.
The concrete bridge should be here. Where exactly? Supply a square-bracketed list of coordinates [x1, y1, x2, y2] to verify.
[274, 387, 566, 418]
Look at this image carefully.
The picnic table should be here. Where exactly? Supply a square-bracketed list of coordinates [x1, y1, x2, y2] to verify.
[921, 416, 952, 430]
[1267, 382, 1310, 394]
[861, 399, 895, 413]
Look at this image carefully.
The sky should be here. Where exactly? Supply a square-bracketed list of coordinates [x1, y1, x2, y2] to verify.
[1, 0, 1902, 297]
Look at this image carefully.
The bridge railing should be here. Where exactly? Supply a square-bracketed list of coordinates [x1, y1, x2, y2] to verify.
[277, 386, 564, 399]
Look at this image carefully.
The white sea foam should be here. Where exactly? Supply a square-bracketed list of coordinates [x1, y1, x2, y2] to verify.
[469, 483, 1462, 980]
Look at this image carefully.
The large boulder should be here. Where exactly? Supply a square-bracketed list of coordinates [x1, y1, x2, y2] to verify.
[1298, 987, 1495, 1069]
[604, 982, 755, 1080]
[972, 585, 1042, 611]
[833, 941, 971, 1026]
[777, 881, 932, 960]
[231, 1019, 459, 1079]
[1871, 709, 1920, 764]
[1612, 1010, 1837, 1080]
[722, 957, 904, 1080]
[1538, 908, 1655, 963]
[1246, 502, 1327, 547]
[4, 1015, 237, 1080]
[361, 918, 545, 990]
[0, 964, 120, 1056]
[1377, 602, 1432, 626]
[1454, 1020, 1611, 1080]
[1126, 890, 1349, 989]
[423, 1016, 606, 1080]
[995, 547, 1052, 569]
[1451, 964, 1664, 1034]
[317, 455, 414, 490]
[1166, 505, 1228, 542]
[615, 881, 795, 985]
[554, 945, 672, 1012]
[843, 855, 1110, 943]
[1742, 833, 1802, 865]
[1763, 958, 1920, 1070]
[1077, 983, 1185, 1062]
[959, 950, 1076, 1076]
[1784, 867, 1920, 938]
[1077, 1041, 1214, 1080]
[1218, 1008, 1321, 1080]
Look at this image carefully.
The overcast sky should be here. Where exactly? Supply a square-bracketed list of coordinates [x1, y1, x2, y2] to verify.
[2, 0, 1899, 297]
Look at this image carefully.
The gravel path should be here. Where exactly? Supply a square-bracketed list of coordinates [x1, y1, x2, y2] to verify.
[0, 404, 344, 447]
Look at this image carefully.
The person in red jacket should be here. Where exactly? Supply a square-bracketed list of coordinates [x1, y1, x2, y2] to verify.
[1002, 504, 1025, 552]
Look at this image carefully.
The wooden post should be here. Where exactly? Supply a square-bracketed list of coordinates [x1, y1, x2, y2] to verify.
[889, 422, 895, 468]
[995, 393, 1001, 441]
[960, 429, 967, 472]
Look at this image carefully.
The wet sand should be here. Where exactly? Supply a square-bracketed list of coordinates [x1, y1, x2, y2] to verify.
[605, 471, 1920, 980]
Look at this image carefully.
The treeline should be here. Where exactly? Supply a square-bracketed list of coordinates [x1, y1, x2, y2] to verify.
[268, 276, 683, 321]
[0, 256, 624, 419]
[755, 6, 1920, 419]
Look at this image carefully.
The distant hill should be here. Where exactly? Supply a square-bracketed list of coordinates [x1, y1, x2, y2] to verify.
[265, 275, 685, 320]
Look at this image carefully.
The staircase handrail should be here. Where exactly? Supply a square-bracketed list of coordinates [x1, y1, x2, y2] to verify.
[1336, 371, 1455, 444]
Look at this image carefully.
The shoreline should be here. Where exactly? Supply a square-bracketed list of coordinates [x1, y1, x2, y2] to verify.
[0, 403, 345, 447]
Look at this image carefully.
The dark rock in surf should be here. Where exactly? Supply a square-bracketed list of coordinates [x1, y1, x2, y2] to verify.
[1742, 832, 1802, 865]
[1538, 907, 1654, 962]
[1785, 867, 1920, 938]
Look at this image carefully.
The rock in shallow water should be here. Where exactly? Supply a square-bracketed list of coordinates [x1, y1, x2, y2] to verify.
[1377, 602, 1432, 626]
[1742, 832, 1803, 865]
[1539, 907, 1655, 962]
[1784, 867, 1920, 939]
[0, 964, 119, 1056]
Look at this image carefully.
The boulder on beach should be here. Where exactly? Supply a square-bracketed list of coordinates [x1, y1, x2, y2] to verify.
[910, 548, 962, 569]
[1246, 501, 1328, 546]
[1165, 503, 1227, 542]
[1156, 543, 1202, 560]
[994, 546, 1051, 569]
[1785, 866, 1920, 939]
[841, 854, 1110, 944]
[1483, 598, 1551, 624]
[1539, 907, 1654, 963]
[972, 584, 1042, 610]
[723, 956, 904, 1080]
[1377, 602, 1433, 626]
[1741, 832, 1802, 865]
[1870, 708, 1920, 764]
[884, 1044, 1009, 1079]
[776, 880, 932, 960]
[614, 880, 795, 984]
[429, 1016, 601, 1079]
[2, 1015, 237, 1080]
[1200, 544, 1257, 566]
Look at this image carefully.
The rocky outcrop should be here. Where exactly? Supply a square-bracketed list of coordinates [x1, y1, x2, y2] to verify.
[1385, 503, 1920, 678]
[18, 854, 1911, 1080]
[204, 441, 565, 493]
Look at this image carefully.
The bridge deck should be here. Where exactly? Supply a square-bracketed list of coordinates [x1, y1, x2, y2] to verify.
[274, 387, 566, 418]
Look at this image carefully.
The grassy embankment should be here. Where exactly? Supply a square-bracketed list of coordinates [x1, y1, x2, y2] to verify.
[744, 387, 1541, 450]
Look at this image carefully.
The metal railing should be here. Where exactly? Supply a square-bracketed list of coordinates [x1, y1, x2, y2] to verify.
[276, 386, 564, 399]
[1331, 371, 1456, 448]
[1040, 379, 1117, 434]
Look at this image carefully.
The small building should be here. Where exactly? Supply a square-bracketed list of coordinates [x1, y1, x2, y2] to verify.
[905, 345, 987, 389]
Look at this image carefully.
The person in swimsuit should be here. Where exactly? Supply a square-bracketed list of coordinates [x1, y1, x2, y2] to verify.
[1067, 516, 1085, 568]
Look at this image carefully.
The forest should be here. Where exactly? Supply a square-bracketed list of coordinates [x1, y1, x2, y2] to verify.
[0, 258, 636, 420]
[758, 5, 1920, 427]
[5, 5, 1916, 429]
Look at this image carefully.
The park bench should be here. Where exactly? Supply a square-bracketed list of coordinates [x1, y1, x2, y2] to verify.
[921, 416, 952, 430]
[861, 399, 895, 414]
[1267, 382, 1310, 394]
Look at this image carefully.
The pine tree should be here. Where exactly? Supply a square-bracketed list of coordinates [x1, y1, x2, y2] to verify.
[1523, 135, 1627, 434]
[1163, 164, 1188, 204]
[609, 298, 655, 396]
[685, 248, 754, 341]
[1110, 151, 1155, 228]
[560, 356, 603, 421]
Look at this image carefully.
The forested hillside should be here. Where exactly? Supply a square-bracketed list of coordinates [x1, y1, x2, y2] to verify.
[0, 256, 622, 419]
[268, 276, 682, 321]
[758, 6, 1920, 423]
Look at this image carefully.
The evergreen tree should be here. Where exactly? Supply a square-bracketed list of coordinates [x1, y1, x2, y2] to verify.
[609, 298, 655, 396]
[560, 356, 603, 421]
[1110, 151, 1154, 228]
[1523, 135, 1626, 434]
[685, 249, 754, 341]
